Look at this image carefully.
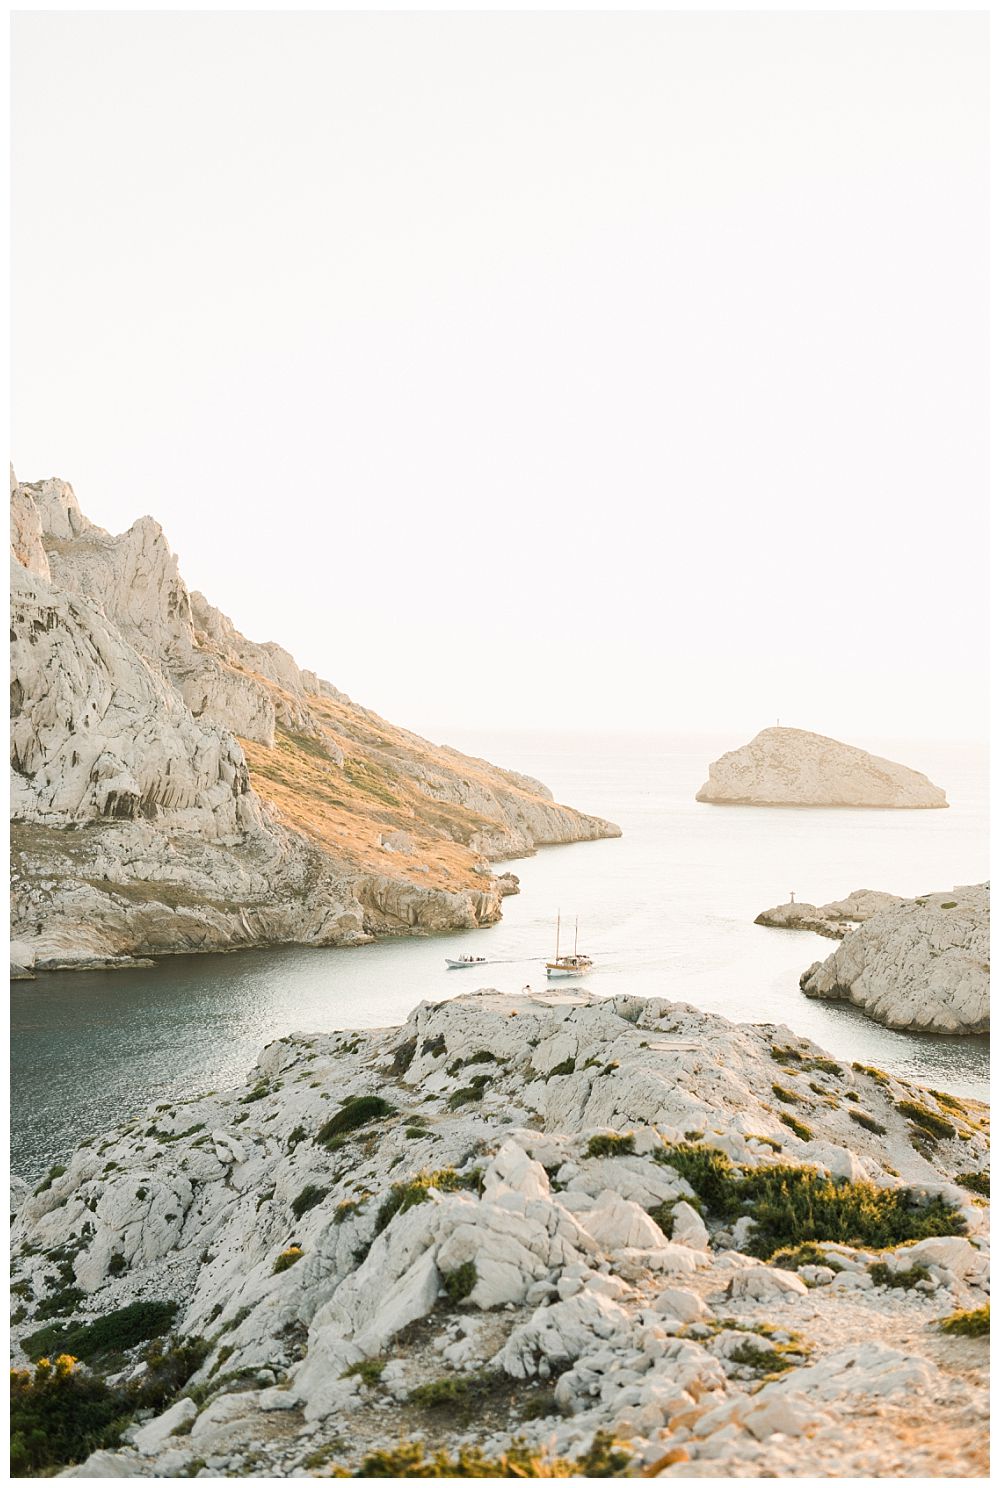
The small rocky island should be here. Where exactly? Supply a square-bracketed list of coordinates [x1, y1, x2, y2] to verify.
[697, 727, 948, 808]
[11, 990, 989, 1478]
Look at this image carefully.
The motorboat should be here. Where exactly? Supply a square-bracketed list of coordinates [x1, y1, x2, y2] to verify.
[445, 955, 488, 969]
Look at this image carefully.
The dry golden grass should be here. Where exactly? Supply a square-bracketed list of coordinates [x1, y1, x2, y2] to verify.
[238, 680, 540, 895]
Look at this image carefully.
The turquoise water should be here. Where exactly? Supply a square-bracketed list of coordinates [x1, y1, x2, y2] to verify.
[11, 732, 989, 1180]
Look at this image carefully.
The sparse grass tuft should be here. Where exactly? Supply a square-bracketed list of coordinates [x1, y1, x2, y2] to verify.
[897, 1101, 956, 1141]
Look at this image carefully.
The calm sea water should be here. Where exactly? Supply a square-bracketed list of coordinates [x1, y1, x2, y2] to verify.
[11, 731, 989, 1180]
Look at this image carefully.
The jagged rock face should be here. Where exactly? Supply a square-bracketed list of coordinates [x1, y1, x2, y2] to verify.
[11, 993, 989, 1479]
[10, 557, 260, 836]
[800, 885, 990, 1034]
[9, 473, 617, 971]
[697, 727, 948, 808]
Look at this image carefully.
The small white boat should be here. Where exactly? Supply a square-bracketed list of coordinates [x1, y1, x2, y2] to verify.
[545, 913, 593, 978]
[445, 955, 489, 969]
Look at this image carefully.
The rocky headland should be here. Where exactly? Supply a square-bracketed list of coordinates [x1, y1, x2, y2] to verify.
[798, 885, 990, 1036]
[697, 727, 948, 809]
[755, 890, 908, 941]
[9, 472, 619, 975]
[10, 990, 989, 1478]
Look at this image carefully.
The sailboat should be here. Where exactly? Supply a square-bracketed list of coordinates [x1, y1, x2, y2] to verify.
[545, 912, 593, 978]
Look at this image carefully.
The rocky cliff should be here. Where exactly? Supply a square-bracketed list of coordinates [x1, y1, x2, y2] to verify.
[799, 885, 989, 1035]
[10, 991, 989, 1478]
[9, 472, 619, 973]
[697, 727, 948, 808]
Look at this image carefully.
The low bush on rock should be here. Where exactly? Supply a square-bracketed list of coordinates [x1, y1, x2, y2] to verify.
[317, 1096, 395, 1145]
[896, 1101, 956, 1141]
[955, 1170, 990, 1197]
[33, 1285, 86, 1321]
[867, 1261, 931, 1290]
[441, 1260, 477, 1302]
[290, 1184, 329, 1220]
[654, 1144, 965, 1257]
[768, 1242, 843, 1272]
[448, 1075, 491, 1110]
[939, 1305, 989, 1337]
[852, 1063, 891, 1085]
[340, 1359, 386, 1386]
[585, 1133, 636, 1159]
[11, 1331, 210, 1476]
[273, 1246, 303, 1274]
[24, 1300, 179, 1364]
[324, 1431, 630, 1477]
[545, 1058, 576, 1079]
[373, 1167, 475, 1236]
[778, 1113, 813, 1141]
[11, 1355, 123, 1477]
[848, 1110, 887, 1136]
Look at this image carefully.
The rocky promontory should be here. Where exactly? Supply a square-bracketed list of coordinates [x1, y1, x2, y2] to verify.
[697, 727, 948, 809]
[10, 990, 989, 1478]
[9, 472, 619, 973]
[799, 885, 990, 1035]
[755, 890, 907, 940]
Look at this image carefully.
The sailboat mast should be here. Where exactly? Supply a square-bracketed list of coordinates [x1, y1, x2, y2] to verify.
[574, 917, 579, 956]
[555, 912, 561, 961]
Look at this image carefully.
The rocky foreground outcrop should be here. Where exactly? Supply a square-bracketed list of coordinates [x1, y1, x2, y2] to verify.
[11, 991, 989, 1477]
[799, 885, 990, 1035]
[697, 727, 948, 808]
[9, 472, 618, 972]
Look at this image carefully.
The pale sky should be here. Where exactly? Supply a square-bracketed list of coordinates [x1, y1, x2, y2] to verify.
[11, 11, 989, 743]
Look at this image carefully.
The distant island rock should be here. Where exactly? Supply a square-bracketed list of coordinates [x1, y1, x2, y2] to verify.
[9, 470, 619, 974]
[797, 884, 989, 1035]
[696, 727, 948, 809]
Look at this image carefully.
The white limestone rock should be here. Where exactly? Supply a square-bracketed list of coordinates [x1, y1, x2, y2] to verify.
[800, 885, 989, 1034]
[697, 726, 947, 809]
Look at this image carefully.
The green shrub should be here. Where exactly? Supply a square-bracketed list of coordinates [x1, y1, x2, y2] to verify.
[333, 1199, 362, 1225]
[11, 1356, 125, 1476]
[897, 1101, 955, 1141]
[955, 1171, 989, 1197]
[868, 1261, 931, 1290]
[728, 1339, 797, 1374]
[447, 1075, 491, 1110]
[290, 1184, 329, 1221]
[648, 1201, 676, 1238]
[286, 1125, 307, 1152]
[546, 1058, 576, 1079]
[807, 1057, 843, 1077]
[779, 1113, 813, 1141]
[770, 1045, 802, 1063]
[769, 1242, 843, 1272]
[441, 1261, 477, 1302]
[584, 1133, 635, 1159]
[23, 1301, 179, 1364]
[939, 1305, 989, 1337]
[325, 1432, 630, 1477]
[273, 1246, 303, 1274]
[33, 1286, 85, 1321]
[657, 1146, 966, 1259]
[340, 1359, 386, 1386]
[373, 1168, 472, 1235]
[317, 1096, 395, 1146]
[466, 1050, 497, 1065]
[849, 1110, 887, 1136]
[654, 1144, 741, 1216]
